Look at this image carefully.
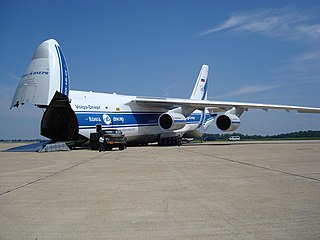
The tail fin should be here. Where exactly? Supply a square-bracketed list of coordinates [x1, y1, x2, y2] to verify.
[11, 39, 70, 109]
[190, 65, 209, 100]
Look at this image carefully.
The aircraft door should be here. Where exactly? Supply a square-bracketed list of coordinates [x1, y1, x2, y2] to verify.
[41, 92, 78, 141]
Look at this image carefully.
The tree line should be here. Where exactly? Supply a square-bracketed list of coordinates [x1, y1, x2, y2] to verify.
[202, 130, 320, 141]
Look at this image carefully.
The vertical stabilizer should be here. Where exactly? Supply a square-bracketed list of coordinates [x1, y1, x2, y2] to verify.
[11, 39, 70, 108]
[190, 65, 209, 100]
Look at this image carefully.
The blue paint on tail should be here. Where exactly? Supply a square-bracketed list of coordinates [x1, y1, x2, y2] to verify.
[55, 45, 69, 97]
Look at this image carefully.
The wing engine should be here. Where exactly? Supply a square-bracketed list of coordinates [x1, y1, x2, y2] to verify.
[158, 112, 186, 131]
[216, 114, 240, 132]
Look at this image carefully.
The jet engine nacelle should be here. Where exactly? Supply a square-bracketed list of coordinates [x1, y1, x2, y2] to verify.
[158, 112, 186, 131]
[216, 114, 240, 132]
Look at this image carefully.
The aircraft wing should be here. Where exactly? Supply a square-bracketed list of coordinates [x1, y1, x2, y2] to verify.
[133, 97, 320, 115]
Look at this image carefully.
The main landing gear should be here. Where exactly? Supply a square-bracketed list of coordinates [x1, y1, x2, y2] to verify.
[158, 136, 182, 146]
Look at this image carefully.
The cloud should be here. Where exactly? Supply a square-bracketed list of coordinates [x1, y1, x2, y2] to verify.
[198, 8, 320, 42]
[213, 84, 280, 98]
[271, 50, 320, 84]
[296, 24, 320, 39]
[198, 15, 247, 36]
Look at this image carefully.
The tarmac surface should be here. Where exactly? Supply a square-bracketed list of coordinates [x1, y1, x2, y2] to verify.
[0, 140, 320, 240]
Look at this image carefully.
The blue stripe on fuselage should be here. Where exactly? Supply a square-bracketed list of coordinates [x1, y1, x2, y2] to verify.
[197, 111, 205, 128]
[76, 112, 204, 129]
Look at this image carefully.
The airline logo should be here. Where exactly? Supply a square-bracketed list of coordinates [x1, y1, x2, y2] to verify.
[200, 85, 204, 94]
[88, 116, 101, 122]
[103, 114, 112, 125]
[75, 104, 101, 110]
[22, 71, 49, 78]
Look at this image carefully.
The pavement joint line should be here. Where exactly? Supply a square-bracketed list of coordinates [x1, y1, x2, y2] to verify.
[181, 148, 320, 183]
[0, 152, 109, 197]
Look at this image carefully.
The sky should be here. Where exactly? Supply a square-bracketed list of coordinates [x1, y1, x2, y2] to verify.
[0, 0, 320, 139]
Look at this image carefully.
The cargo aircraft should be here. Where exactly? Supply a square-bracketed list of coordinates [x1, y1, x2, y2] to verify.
[10, 39, 320, 145]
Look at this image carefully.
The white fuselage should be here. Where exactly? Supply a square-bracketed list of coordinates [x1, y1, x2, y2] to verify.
[69, 90, 204, 143]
